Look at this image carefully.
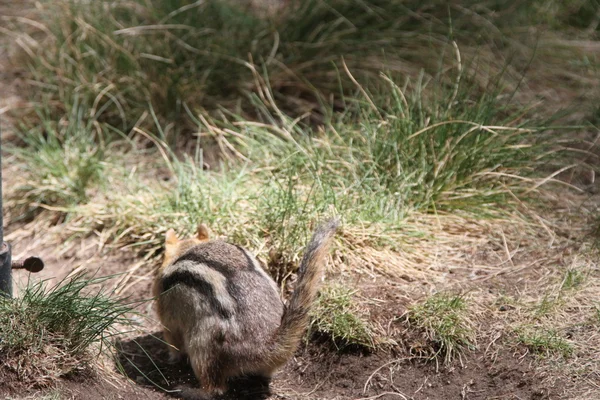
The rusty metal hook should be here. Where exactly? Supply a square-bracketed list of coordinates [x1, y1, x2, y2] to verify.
[12, 256, 44, 273]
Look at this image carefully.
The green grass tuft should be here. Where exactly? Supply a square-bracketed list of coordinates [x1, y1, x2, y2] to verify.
[8, 104, 108, 217]
[309, 285, 376, 350]
[534, 267, 589, 318]
[0, 274, 135, 388]
[516, 326, 574, 358]
[407, 293, 476, 364]
[560, 268, 587, 291]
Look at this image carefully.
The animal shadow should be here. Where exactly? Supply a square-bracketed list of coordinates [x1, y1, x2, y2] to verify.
[115, 333, 271, 400]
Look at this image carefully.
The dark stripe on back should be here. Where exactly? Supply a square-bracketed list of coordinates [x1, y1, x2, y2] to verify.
[174, 252, 237, 279]
[173, 243, 264, 276]
[161, 270, 233, 319]
[234, 244, 266, 276]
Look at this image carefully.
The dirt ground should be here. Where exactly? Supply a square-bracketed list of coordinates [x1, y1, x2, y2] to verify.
[2, 241, 571, 400]
[0, 229, 584, 400]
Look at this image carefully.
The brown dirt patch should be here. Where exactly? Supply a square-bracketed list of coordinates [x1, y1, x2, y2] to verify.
[2, 214, 596, 399]
[32, 333, 562, 400]
[276, 344, 562, 400]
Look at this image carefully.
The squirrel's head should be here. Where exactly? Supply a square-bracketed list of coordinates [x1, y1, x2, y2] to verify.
[162, 224, 210, 268]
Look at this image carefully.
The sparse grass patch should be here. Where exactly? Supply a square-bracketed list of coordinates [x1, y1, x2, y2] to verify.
[7, 104, 108, 218]
[406, 293, 476, 365]
[534, 294, 564, 319]
[516, 326, 574, 358]
[0, 274, 135, 388]
[532, 266, 590, 318]
[68, 152, 260, 257]
[560, 268, 587, 291]
[309, 285, 376, 350]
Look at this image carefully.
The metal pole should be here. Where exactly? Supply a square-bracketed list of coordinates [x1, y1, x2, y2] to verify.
[0, 244, 12, 297]
[0, 123, 12, 297]
[0, 122, 45, 297]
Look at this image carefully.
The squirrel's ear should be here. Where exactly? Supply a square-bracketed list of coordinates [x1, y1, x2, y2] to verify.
[165, 229, 178, 245]
[196, 224, 210, 241]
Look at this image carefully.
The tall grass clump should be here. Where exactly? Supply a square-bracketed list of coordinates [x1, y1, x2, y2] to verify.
[338, 76, 544, 210]
[8, 104, 108, 218]
[7, 0, 523, 133]
[0, 274, 135, 388]
[63, 70, 555, 278]
[516, 326, 574, 358]
[207, 72, 550, 214]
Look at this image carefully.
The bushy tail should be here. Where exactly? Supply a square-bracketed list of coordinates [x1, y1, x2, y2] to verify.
[267, 218, 340, 369]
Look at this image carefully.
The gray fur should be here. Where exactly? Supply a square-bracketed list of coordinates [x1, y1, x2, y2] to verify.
[154, 219, 339, 396]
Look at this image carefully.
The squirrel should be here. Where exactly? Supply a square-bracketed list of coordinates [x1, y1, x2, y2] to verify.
[153, 219, 339, 398]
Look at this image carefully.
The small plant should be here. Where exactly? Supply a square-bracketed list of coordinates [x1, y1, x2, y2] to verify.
[407, 293, 476, 365]
[560, 268, 587, 291]
[309, 285, 376, 350]
[516, 326, 574, 358]
[534, 294, 564, 318]
[0, 274, 135, 388]
[257, 176, 334, 283]
[534, 267, 587, 317]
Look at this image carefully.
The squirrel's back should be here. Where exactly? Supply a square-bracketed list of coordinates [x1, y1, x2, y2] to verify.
[154, 219, 339, 397]
[155, 239, 284, 378]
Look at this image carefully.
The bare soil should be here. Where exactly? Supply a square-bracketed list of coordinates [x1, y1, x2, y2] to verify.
[111, 333, 563, 400]
[1, 226, 582, 400]
[0, 225, 581, 400]
[1, 330, 562, 400]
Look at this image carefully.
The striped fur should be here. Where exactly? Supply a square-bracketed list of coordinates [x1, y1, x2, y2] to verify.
[153, 219, 339, 398]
